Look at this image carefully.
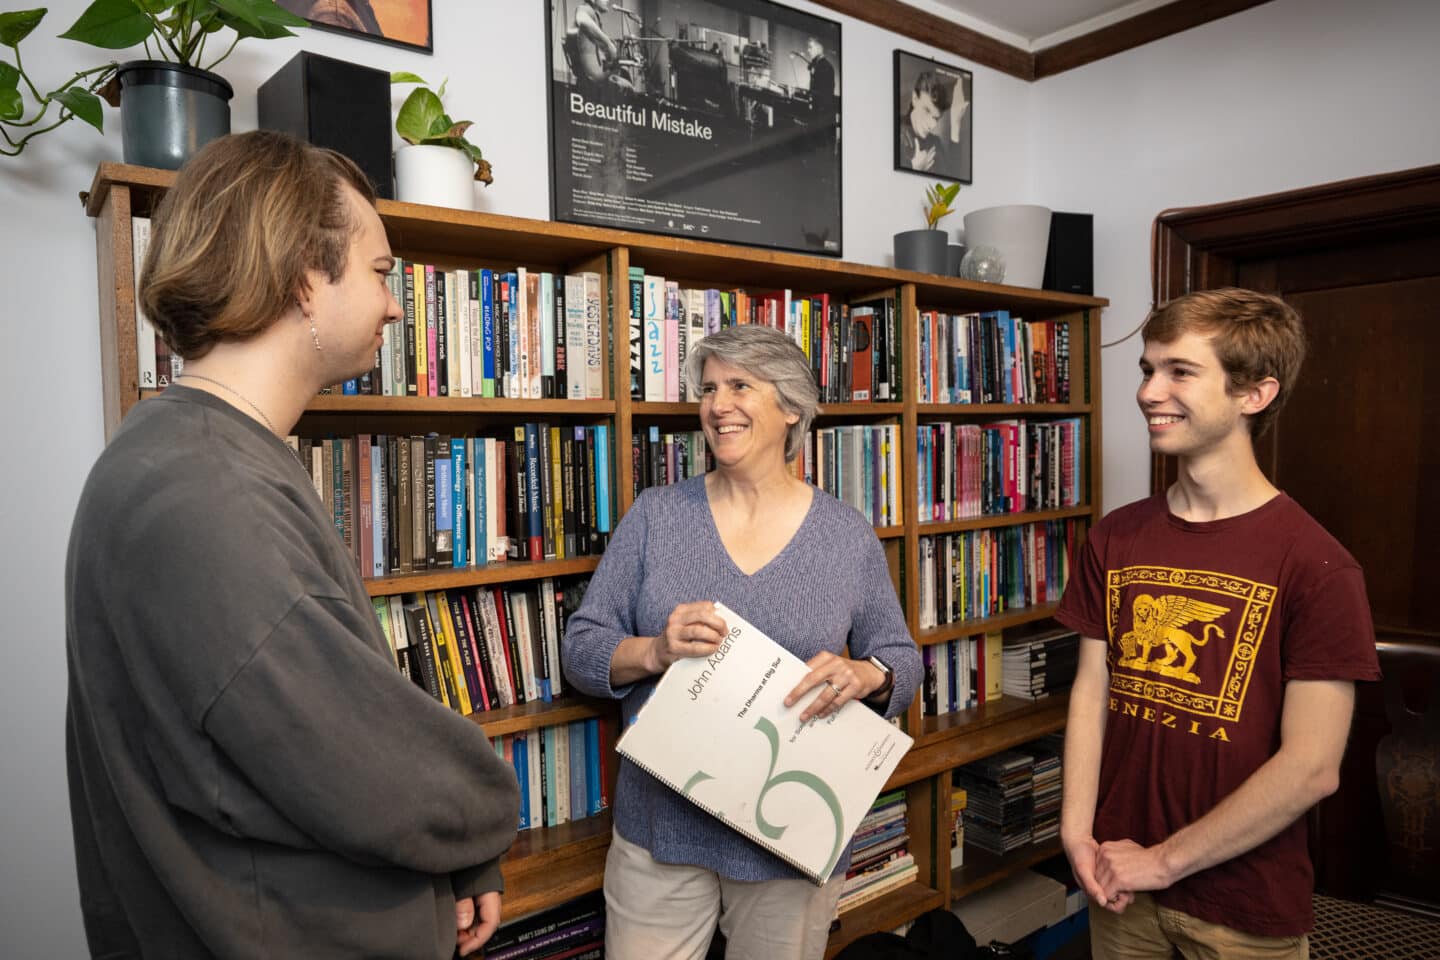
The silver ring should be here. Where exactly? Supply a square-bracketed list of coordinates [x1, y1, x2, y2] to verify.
[825, 680, 841, 696]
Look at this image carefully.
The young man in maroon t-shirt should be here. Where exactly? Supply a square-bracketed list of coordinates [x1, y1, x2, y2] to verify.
[1056, 288, 1380, 957]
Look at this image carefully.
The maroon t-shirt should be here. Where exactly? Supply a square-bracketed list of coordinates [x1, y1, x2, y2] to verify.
[1056, 492, 1379, 936]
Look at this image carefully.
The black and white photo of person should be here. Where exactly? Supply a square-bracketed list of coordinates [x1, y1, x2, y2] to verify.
[797, 35, 836, 123]
[893, 50, 972, 183]
[563, 0, 637, 91]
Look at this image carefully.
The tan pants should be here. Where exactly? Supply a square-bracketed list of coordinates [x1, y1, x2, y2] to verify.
[603, 830, 844, 960]
[1090, 892, 1309, 960]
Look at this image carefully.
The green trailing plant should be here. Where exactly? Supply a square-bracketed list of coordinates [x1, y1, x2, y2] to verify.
[922, 181, 961, 230]
[1, 1, 306, 157]
[391, 71, 492, 185]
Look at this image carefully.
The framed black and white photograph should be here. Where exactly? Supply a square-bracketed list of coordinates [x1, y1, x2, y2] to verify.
[893, 50, 971, 183]
[276, 0, 433, 54]
[547, 0, 842, 256]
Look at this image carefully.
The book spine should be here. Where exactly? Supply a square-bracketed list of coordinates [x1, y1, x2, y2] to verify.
[451, 437, 467, 569]
[404, 602, 442, 703]
[584, 271, 603, 400]
[566, 274, 588, 401]
[131, 216, 158, 391]
[628, 267, 644, 399]
[435, 266, 449, 397]
[540, 271, 556, 399]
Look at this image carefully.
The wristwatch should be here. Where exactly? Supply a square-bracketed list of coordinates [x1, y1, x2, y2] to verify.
[865, 656, 894, 701]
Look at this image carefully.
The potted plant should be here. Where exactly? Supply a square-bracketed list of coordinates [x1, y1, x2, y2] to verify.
[0, 1, 306, 168]
[894, 181, 960, 275]
[391, 72, 492, 211]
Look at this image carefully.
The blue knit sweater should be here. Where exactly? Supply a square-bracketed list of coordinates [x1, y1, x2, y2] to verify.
[561, 475, 922, 881]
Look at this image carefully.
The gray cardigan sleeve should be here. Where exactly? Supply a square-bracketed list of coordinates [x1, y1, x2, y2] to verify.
[560, 488, 651, 699]
[847, 529, 923, 720]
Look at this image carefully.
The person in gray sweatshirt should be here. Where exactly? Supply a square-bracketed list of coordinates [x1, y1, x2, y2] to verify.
[65, 131, 519, 959]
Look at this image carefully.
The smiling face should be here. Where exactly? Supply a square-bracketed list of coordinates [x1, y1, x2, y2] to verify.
[699, 357, 799, 473]
[1137, 330, 1258, 460]
[304, 184, 402, 385]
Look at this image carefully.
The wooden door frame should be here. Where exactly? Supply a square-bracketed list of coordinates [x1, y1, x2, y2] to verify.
[1149, 163, 1440, 493]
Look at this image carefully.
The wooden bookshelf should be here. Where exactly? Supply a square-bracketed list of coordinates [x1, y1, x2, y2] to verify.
[87, 162, 1104, 936]
[826, 881, 946, 959]
[951, 837, 1065, 902]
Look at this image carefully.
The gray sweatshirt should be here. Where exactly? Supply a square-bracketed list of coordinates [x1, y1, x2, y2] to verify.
[65, 386, 519, 958]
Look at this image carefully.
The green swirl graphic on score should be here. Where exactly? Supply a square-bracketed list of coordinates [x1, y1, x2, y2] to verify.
[681, 716, 845, 878]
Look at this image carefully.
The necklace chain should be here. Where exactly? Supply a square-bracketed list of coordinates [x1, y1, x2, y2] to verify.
[176, 373, 280, 436]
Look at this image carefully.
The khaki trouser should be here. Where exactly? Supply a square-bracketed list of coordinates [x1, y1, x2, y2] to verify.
[603, 830, 845, 960]
[1090, 891, 1309, 960]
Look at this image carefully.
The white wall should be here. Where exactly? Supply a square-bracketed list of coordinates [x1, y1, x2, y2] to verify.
[1031, 0, 1440, 510]
[1, 0, 1435, 953]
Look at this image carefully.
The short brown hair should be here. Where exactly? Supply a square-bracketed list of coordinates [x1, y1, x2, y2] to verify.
[1142, 288, 1306, 437]
[140, 130, 376, 359]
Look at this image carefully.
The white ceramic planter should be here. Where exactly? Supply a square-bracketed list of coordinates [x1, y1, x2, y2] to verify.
[962, 204, 1053, 288]
[394, 144, 475, 211]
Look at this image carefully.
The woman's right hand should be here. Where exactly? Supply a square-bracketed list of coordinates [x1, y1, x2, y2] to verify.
[646, 601, 729, 675]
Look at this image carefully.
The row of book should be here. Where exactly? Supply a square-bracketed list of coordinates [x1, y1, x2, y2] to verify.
[915, 310, 1072, 405]
[917, 519, 1081, 629]
[353, 261, 605, 400]
[955, 734, 1064, 856]
[631, 423, 905, 529]
[807, 424, 904, 527]
[632, 427, 710, 495]
[628, 269, 902, 404]
[491, 720, 609, 833]
[916, 418, 1084, 521]
[291, 426, 614, 579]
[1002, 625, 1081, 702]
[920, 632, 1003, 717]
[837, 789, 916, 915]
[369, 578, 588, 714]
[488, 892, 605, 960]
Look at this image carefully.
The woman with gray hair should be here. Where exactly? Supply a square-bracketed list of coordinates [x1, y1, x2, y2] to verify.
[562, 324, 921, 959]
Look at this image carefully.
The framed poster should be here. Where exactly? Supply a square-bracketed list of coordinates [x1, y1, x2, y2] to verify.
[547, 0, 842, 256]
[276, 0, 432, 54]
[893, 50, 971, 184]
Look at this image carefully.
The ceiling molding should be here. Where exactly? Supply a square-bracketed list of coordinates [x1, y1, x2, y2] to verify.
[813, 0, 1033, 80]
[1033, 0, 1275, 78]
[811, 0, 1276, 82]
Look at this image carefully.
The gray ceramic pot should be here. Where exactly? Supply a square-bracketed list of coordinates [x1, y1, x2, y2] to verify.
[893, 229, 947, 274]
[117, 61, 233, 170]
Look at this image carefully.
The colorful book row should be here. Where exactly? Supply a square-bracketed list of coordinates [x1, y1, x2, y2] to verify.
[920, 632, 1003, 717]
[916, 310, 1071, 405]
[916, 418, 1083, 521]
[805, 424, 904, 527]
[291, 426, 614, 578]
[918, 519, 1081, 628]
[370, 577, 588, 714]
[343, 262, 604, 401]
[490, 720, 609, 833]
[628, 269, 901, 404]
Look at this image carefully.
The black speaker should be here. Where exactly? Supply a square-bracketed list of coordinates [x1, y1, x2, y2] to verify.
[258, 51, 393, 200]
[1043, 211, 1094, 296]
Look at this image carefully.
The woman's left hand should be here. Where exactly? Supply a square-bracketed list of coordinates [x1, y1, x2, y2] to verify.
[785, 650, 885, 722]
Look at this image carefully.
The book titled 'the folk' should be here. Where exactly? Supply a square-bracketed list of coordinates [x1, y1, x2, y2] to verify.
[617, 602, 913, 884]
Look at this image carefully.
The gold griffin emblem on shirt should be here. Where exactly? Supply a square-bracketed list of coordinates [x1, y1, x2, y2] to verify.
[1116, 593, 1229, 684]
